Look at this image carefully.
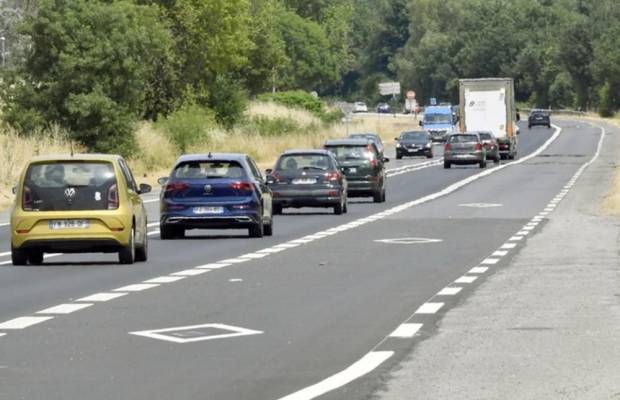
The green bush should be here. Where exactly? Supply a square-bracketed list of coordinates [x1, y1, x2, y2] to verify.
[247, 116, 301, 136]
[598, 82, 614, 117]
[549, 72, 576, 109]
[210, 76, 248, 130]
[257, 90, 343, 123]
[155, 103, 216, 153]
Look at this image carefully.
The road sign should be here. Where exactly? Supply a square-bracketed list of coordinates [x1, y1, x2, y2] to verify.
[430, 97, 437, 106]
[406, 91, 416, 100]
[379, 82, 401, 96]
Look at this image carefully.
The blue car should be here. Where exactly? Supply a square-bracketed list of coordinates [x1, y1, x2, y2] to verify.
[158, 153, 273, 239]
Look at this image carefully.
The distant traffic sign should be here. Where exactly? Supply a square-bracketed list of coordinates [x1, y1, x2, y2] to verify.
[379, 82, 401, 96]
[430, 97, 437, 106]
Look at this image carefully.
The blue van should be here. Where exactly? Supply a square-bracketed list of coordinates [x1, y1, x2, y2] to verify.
[420, 105, 457, 142]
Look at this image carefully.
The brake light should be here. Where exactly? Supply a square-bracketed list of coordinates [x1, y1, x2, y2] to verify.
[22, 185, 33, 211]
[444, 143, 452, 151]
[230, 181, 254, 192]
[474, 143, 483, 151]
[107, 184, 119, 210]
[164, 181, 189, 194]
[325, 171, 340, 182]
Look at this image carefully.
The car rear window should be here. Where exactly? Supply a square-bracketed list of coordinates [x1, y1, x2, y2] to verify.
[173, 161, 247, 179]
[478, 133, 493, 140]
[325, 145, 375, 162]
[401, 132, 428, 140]
[449, 135, 479, 143]
[276, 154, 333, 171]
[24, 161, 117, 211]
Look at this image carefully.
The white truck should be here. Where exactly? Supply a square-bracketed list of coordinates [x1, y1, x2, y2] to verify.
[458, 78, 520, 159]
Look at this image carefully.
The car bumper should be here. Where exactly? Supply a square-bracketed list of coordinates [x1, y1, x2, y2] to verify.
[272, 188, 342, 208]
[397, 147, 431, 156]
[161, 212, 261, 229]
[445, 153, 484, 164]
[529, 119, 550, 126]
[346, 180, 381, 196]
[17, 238, 124, 253]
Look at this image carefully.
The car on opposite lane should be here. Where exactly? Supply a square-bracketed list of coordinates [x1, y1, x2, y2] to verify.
[376, 103, 391, 113]
[443, 133, 487, 169]
[266, 150, 348, 215]
[528, 109, 551, 129]
[324, 138, 388, 203]
[348, 132, 385, 156]
[11, 154, 151, 265]
[159, 153, 273, 239]
[395, 131, 434, 159]
[478, 131, 501, 164]
[353, 101, 368, 113]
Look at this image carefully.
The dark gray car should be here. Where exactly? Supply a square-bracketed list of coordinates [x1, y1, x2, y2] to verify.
[266, 150, 348, 215]
[349, 133, 384, 156]
[478, 131, 500, 164]
[443, 133, 487, 169]
[395, 131, 433, 159]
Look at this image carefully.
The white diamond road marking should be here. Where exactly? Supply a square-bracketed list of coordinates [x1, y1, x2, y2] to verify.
[78, 292, 128, 302]
[469, 267, 489, 274]
[130, 323, 263, 344]
[144, 276, 186, 284]
[455, 276, 478, 284]
[374, 237, 443, 245]
[437, 287, 462, 296]
[0, 316, 54, 330]
[415, 302, 444, 314]
[37, 303, 93, 315]
[113, 283, 159, 292]
[389, 323, 423, 338]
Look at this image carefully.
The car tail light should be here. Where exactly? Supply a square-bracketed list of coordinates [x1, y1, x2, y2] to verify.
[22, 185, 33, 211]
[107, 184, 119, 210]
[444, 143, 452, 151]
[164, 181, 189, 195]
[230, 181, 254, 193]
[325, 171, 340, 182]
[474, 143, 483, 151]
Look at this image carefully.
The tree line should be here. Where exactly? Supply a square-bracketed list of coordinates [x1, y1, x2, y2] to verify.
[0, 0, 618, 155]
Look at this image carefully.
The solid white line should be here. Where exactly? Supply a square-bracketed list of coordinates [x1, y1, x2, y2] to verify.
[218, 258, 249, 264]
[469, 266, 489, 274]
[455, 276, 478, 284]
[77, 292, 128, 302]
[415, 302, 444, 314]
[37, 303, 93, 315]
[277, 351, 393, 400]
[389, 323, 423, 338]
[437, 287, 462, 296]
[172, 269, 208, 276]
[144, 276, 186, 284]
[239, 253, 269, 259]
[0, 316, 54, 330]
[113, 283, 159, 292]
[480, 258, 499, 265]
[196, 262, 232, 269]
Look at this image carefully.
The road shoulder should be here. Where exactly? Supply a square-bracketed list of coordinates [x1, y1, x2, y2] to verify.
[377, 120, 620, 399]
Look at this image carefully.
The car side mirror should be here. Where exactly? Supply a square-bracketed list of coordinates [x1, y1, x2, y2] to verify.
[419, 121, 424, 127]
[157, 177, 168, 186]
[383, 157, 390, 163]
[138, 183, 152, 194]
[12, 186, 17, 195]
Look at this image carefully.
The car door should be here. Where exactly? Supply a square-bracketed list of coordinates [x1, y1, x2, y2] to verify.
[247, 157, 272, 220]
[118, 159, 147, 243]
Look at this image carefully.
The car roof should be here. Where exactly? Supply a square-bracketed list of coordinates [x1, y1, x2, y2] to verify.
[424, 105, 452, 113]
[350, 133, 380, 139]
[281, 149, 332, 156]
[401, 130, 427, 135]
[324, 138, 372, 146]
[28, 153, 122, 163]
[176, 153, 248, 163]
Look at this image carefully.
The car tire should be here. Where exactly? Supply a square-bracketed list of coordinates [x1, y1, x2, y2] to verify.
[444, 161, 451, 169]
[334, 199, 344, 215]
[396, 154, 402, 160]
[11, 247, 28, 266]
[119, 226, 136, 265]
[135, 231, 148, 262]
[28, 250, 44, 265]
[249, 218, 264, 238]
[373, 190, 382, 203]
[426, 152, 433, 159]
[528, 124, 532, 129]
[273, 204, 283, 215]
[547, 124, 551, 129]
[480, 160, 487, 168]
[494, 156, 501, 164]
[264, 217, 274, 236]
[343, 198, 348, 214]
[381, 189, 386, 203]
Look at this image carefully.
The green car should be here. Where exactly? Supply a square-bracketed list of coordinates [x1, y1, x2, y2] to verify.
[323, 138, 388, 203]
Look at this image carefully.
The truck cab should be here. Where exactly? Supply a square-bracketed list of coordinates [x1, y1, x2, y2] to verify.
[420, 105, 457, 142]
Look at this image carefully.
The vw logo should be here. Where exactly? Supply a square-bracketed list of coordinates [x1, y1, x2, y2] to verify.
[203, 184, 212, 194]
[64, 187, 77, 200]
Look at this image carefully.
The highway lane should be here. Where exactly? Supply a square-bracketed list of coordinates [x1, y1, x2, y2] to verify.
[0, 121, 571, 399]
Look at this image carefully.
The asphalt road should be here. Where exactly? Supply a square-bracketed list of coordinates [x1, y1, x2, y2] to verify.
[0, 120, 599, 400]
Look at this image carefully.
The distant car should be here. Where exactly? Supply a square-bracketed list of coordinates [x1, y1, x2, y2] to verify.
[349, 133, 385, 156]
[353, 102, 368, 113]
[477, 131, 500, 164]
[159, 153, 273, 239]
[266, 150, 347, 215]
[376, 103, 390, 113]
[443, 133, 487, 169]
[11, 154, 151, 265]
[528, 109, 551, 129]
[395, 131, 433, 159]
[324, 138, 388, 203]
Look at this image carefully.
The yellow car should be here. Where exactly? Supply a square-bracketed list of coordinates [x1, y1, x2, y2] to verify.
[11, 154, 151, 265]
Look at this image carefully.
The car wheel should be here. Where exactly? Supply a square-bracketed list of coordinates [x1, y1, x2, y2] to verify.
[480, 160, 487, 168]
[28, 250, 44, 265]
[119, 226, 136, 265]
[528, 124, 532, 129]
[11, 247, 28, 266]
[264, 216, 274, 236]
[343, 197, 348, 214]
[273, 204, 283, 215]
[494, 156, 501, 164]
[396, 154, 402, 160]
[381, 189, 386, 203]
[444, 161, 451, 169]
[249, 217, 264, 238]
[426, 151, 433, 159]
[135, 230, 148, 262]
[334, 199, 344, 215]
[548, 124, 551, 129]
[372, 190, 382, 203]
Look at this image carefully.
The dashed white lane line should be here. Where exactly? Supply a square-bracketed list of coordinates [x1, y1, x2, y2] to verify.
[437, 287, 462, 296]
[256, 247, 286, 254]
[277, 351, 394, 400]
[414, 302, 444, 314]
[455, 276, 478, 284]
[147, 222, 159, 227]
[509, 236, 524, 241]
[78, 292, 128, 302]
[493, 250, 508, 257]
[389, 323, 423, 338]
[147, 230, 160, 236]
[239, 253, 269, 259]
[196, 262, 232, 269]
[0, 251, 11, 257]
[172, 269, 209, 277]
[113, 283, 159, 292]
[218, 258, 249, 264]
[516, 231, 529, 236]
[144, 276, 186, 284]
[37, 303, 93, 315]
[229, 278, 243, 282]
[0, 316, 54, 330]
[480, 258, 499, 265]
[501, 243, 517, 249]
[469, 267, 489, 274]
[0, 333, 5, 337]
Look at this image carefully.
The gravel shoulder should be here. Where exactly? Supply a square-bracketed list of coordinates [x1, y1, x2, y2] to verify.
[377, 120, 620, 400]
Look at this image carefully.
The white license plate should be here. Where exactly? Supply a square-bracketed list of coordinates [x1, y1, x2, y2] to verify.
[292, 178, 317, 185]
[347, 168, 357, 173]
[193, 206, 224, 215]
[49, 219, 90, 230]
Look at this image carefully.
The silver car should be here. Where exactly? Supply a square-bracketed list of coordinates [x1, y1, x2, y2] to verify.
[443, 133, 487, 169]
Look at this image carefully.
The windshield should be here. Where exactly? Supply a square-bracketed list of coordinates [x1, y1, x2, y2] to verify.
[325, 145, 375, 162]
[24, 161, 117, 211]
[173, 161, 246, 179]
[276, 154, 333, 171]
[449, 135, 479, 143]
[424, 113, 453, 124]
[401, 132, 428, 141]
